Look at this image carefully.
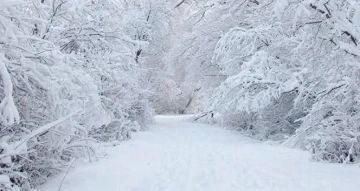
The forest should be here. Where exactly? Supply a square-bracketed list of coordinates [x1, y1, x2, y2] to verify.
[1, 0, 360, 190]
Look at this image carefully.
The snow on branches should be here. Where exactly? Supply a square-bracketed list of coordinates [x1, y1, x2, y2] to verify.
[0, 0, 164, 189]
[0, 56, 19, 126]
[179, 0, 360, 163]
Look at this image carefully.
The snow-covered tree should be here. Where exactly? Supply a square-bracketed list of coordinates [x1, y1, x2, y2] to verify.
[0, 0, 168, 189]
[182, 0, 360, 163]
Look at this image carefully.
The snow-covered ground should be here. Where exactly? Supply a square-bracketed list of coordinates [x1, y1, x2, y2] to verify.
[39, 115, 360, 191]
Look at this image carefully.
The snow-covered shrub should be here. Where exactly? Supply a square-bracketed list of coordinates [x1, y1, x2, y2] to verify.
[285, 66, 360, 163]
[251, 91, 299, 141]
[216, 111, 257, 132]
[287, 106, 360, 163]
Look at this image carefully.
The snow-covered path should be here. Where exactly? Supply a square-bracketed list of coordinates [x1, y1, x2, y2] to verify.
[40, 116, 360, 191]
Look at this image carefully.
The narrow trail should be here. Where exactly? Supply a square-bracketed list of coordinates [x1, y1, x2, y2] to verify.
[40, 116, 360, 191]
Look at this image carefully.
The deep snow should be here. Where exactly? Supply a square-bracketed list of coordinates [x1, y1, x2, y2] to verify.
[39, 115, 360, 191]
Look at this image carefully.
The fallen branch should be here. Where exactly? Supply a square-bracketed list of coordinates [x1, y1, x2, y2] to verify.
[175, 0, 185, 8]
[193, 111, 212, 121]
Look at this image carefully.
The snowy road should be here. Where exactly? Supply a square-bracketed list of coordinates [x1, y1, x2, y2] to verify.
[40, 116, 360, 191]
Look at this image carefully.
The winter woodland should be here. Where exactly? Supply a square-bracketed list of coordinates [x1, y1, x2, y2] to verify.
[1, 0, 360, 190]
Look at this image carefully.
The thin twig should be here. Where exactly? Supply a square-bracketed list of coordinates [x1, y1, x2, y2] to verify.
[58, 158, 76, 191]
